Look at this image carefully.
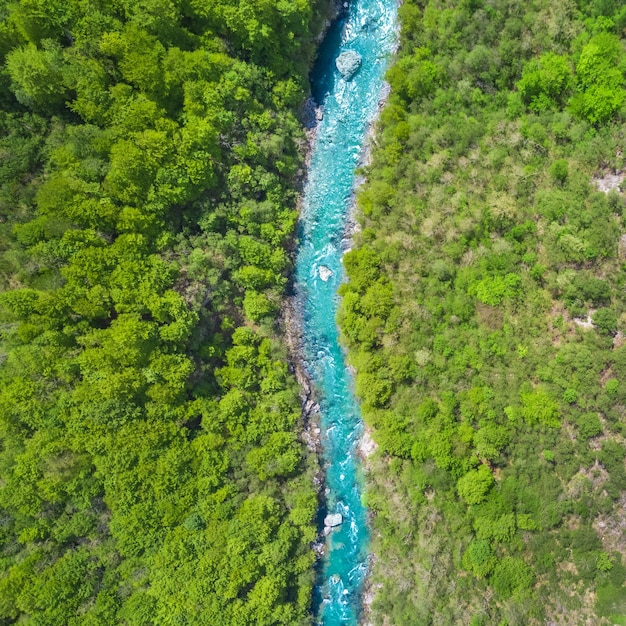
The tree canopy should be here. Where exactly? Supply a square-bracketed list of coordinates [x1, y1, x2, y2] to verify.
[340, 0, 626, 623]
[0, 0, 330, 623]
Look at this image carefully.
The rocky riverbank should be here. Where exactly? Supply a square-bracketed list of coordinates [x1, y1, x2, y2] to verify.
[284, 0, 400, 621]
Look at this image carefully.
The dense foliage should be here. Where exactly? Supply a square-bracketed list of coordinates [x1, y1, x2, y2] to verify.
[340, 0, 626, 624]
[0, 1, 329, 624]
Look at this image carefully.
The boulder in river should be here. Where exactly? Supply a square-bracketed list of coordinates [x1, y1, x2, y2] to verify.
[319, 265, 333, 281]
[336, 51, 362, 80]
[324, 513, 343, 527]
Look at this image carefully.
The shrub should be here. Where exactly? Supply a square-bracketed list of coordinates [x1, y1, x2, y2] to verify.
[593, 308, 618, 335]
[462, 539, 496, 577]
[518, 53, 573, 111]
[457, 465, 495, 505]
[491, 557, 534, 599]
[550, 159, 569, 184]
[520, 388, 561, 427]
[571, 33, 626, 125]
[576, 413, 603, 439]
[472, 273, 522, 306]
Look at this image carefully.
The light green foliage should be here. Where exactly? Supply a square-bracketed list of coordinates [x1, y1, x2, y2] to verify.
[596, 552, 614, 572]
[462, 540, 496, 577]
[243, 290, 276, 322]
[550, 159, 569, 184]
[520, 388, 561, 427]
[6, 41, 67, 109]
[571, 33, 626, 125]
[491, 557, 534, 599]
[386, 47, 440, 102]
[592, 307, 618, 335]
[339, 0, 626, 623]
[457, 465, 495, 505]
[518, 53, 573, 111]
[246, 432, 301, 480]
[471, 273, 522, 306]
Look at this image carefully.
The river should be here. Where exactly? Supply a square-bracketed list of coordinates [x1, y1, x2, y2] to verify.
[293, 0, 398, 623]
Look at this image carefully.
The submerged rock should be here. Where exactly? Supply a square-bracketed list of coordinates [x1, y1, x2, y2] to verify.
[324, 513, 343, 527]
[336, 51, 362, 80]
[319, 265, 333, 281]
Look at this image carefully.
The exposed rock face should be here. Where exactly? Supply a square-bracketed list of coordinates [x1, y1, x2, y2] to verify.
[336, 50, 362, 80]
[594, 170, 625, 193]
[324, 513, 343, 527]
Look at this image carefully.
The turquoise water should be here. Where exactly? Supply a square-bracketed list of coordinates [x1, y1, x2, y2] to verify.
[294, 1, 397, 623]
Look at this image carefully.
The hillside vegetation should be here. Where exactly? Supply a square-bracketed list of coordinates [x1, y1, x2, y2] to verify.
[0, 1, 328, 624]
[339, 0, 626, 624]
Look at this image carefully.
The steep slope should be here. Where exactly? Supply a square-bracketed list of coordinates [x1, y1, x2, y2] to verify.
[0, 1, 329, 624]
[339, 1, 626, 624]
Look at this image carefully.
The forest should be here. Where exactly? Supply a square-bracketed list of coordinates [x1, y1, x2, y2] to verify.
[339, 0, 626, 624]
[4, 0, 626, 624]
[0, 0, 331, 624]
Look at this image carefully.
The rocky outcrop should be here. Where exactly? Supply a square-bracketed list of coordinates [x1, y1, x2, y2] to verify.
[324, 513, 343, 527]
[319, 265, 333, 281]
[336, 50, 362, 80]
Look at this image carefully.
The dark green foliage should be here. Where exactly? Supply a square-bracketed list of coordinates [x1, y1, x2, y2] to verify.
[339, 0, 626, 623]
[491, 557, 534, 599]
[0, 0, 330, 623]
[593, 307, 618, 335]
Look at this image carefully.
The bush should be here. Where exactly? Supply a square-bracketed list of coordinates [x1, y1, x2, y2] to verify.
[593, 308, 618, 335]
[457, 465, 495, 505]
[462, 540, 496, 577]
[563, 388, 578, 404]
[550, 159, 569, 184]
[243, 290, 276, 322]
[517, 53, 573, 111]
[571, 33, 626, 125]
[183, 513, 205, 531]
[520, 388, 561, 427]
[491, 557, 534, 599]
[576, 413, 603, 439]
[472, 273, 522, 306]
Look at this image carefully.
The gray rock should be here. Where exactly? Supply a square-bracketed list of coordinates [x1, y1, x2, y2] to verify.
[324, 513, 343, 527]
[319, 265, 333, 281]
[336, 51, 362, 80]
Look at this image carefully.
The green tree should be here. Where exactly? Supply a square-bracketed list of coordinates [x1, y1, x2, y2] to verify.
[571, 33, 626, 125]
[491, 557, 534, 599]
[592, 307, 618, 335]
[457, 465, 495, 505]
[6, 41, 67, 109]
[517, 53, 573, 111]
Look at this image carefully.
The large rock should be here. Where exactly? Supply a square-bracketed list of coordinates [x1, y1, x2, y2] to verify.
[324, 513, 343, 528]
[336, 51, 362, 80]
[319, 265, 333, 281]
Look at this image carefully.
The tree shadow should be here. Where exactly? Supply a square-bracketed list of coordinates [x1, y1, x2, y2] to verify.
[310, 6, 350, 107]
